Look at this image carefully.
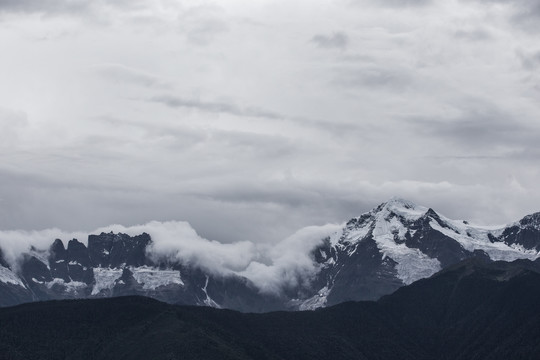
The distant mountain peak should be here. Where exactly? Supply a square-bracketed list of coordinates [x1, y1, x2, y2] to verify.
[3, 199, 540, 312]
[384, 196, 417, 208]
[376, 197, 429, 222]
[302, 199, 540, 310]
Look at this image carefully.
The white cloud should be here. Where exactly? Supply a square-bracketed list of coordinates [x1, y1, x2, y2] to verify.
[238, 224, 343, 294]
[0, 220, 341, 295]
[0, 228, 86, 271]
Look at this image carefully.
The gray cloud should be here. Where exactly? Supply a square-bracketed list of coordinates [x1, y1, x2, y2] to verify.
[405, 99, 540, 156]
[184, 18, 229, 46]
[331, 65, 412, 90]
[386, 0, 433, 6]
[149, 94, 361, 136]
[0, 0, 89, 15]
[312, 32, 348, 50]
[454, 28, 493, 41]
[510, 1, 540, 32]
[354, 0, 433, 7]
[516, 49, 540, 70]
[0, 108, 28, 147]
[92, 115, 295, 155]
[191, 181, 327, 209]
[93, 64, 172, 89]
[467, 0, 540, 32]
[0, 0, 149, 16]
[1, 157, 539, 248]
[425, 155, 504, 160]
[178, 5, 229, 46]
[150, 95, 283, 120]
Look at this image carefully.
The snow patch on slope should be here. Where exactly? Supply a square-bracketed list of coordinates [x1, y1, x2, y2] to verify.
[0, 265, 26, 287]
[374, 230, 441, 285]
[298, 285, 330, 310]
[46, 278, 87, 294]
[430, 220, 539, 261]
[341, 226, 370, 246]
[372, 200, 441, 284]
[92, 268, 123, 295]
[201, 275, 221, 308]
[92, 266, 185, 295]
[131, 266, 184, 290]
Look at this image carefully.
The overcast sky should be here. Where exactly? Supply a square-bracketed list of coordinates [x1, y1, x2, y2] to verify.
[1, 0, 540, 244]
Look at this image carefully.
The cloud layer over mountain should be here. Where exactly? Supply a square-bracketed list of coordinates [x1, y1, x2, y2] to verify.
[0, 221, 342, 294]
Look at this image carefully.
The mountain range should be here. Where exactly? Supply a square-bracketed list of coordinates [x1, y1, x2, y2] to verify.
[2, 258, 540, 359]
[1, 198, 540, 311]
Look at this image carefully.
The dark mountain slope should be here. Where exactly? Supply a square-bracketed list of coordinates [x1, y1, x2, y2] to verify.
[0, 296, 421, 360]
[380, 258, 540, 359]
[1, 259, 540, 360]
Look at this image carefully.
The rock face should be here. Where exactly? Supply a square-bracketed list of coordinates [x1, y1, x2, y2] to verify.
[87, 232, 150, 268]
[1, 198, 540, 312]
[499, 213, 540, 250]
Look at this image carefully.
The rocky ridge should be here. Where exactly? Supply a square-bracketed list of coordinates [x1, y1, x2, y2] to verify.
[1, 198, 540, 312]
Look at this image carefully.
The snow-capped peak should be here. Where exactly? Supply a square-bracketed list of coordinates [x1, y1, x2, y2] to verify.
[336, 198, 429, 247]
[378, 197, 429, 222]
[326, 198, 540, 294]
[384, 196, 418, 208]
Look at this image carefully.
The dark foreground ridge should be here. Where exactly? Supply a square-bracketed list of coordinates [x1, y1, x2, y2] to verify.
[1, 258, 540, 360]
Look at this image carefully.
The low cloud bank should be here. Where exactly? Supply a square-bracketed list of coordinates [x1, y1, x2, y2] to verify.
[237, 224, 343, 294]
[0, 228, 87, 271]
[0, 220, 342, 295]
